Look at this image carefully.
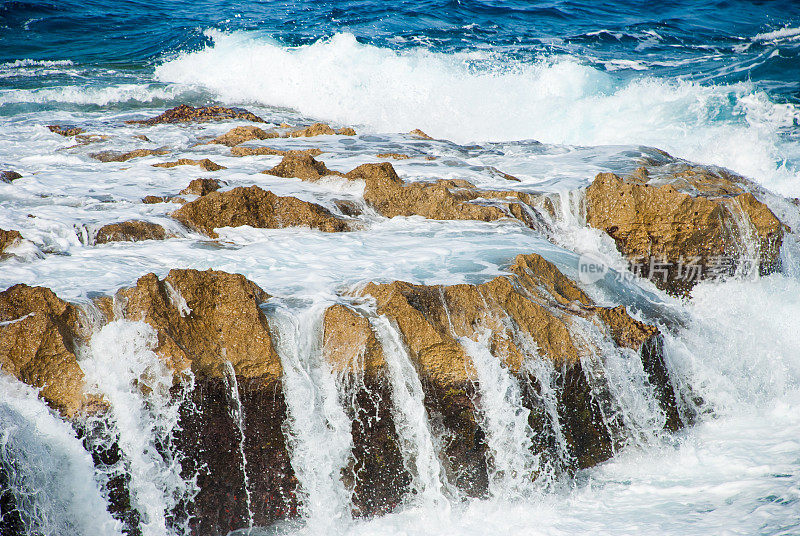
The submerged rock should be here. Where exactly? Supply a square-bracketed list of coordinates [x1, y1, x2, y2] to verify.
[0, 170, 23, 183]
[179, 178, 222, 197]
[0, 285, 89, 417]
[585, 167, 786, 295]
[47, 124, 85, 136]
[0, 228, 23, 254]
[127, 104, 265, 125]
[171, 185, 350, 237]
[153, 158, 226, 171]
[206, 125, 278, 147]
[90, 148, 169, 162]
[94, 220, 168, 244]
[376, 153, 410, 160]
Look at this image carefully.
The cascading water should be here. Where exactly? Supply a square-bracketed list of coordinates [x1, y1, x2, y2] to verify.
[366, 312, 450, 505]
[265, 300, 354, 530]
[0, 376, 122, 536]
[79, 320, 196, 536]
[221, 360, 254, 531]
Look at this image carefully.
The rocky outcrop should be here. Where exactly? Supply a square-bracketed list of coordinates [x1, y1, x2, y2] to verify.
[1, 170, 22, 183]
[47, 124, 85, 136]
[127, 105, 265, 125]
[94, 220, 168, 244]
[0, 285, 89, 416]
[103, 270, 297, 534]
[153, 158, 226, 171]
[585, 168, 786, 295]
[231, 146, 323, 158]
[263, 153, 342, 181]
[0, 228, 23, 254]
[180, 178, 222, 197]
[206, 126, 278, 147]
[287, 123, 355, 137]
[376, 153, 410, 160]
[171, 185, 350, 237]
[409, 129, 433, 139]
[90, 149, 169, 162]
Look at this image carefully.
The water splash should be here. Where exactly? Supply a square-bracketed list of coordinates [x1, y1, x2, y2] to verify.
[221, 359, 254, 531]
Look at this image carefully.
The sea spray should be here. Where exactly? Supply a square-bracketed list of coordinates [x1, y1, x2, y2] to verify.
[0, 376, 122, 536]
[265, 300, 354, 529]
[80, 320, 196, 536]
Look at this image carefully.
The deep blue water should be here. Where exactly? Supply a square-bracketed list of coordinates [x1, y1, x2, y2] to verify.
[2, 0, 800, 102]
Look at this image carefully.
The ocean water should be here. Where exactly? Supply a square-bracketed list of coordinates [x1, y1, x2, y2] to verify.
[1, 1, 800, 535]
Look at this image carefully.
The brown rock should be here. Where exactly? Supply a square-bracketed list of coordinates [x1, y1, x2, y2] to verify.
[231, 146, 323, 158]
[263, 153, 342, 181]
[585, 170, 786, 295]
[376, 153, 410, 160]
[127, 104, 265, 125]
[0, 285, 89, 416]
[142, 195, 167, 204]
[47, 125, 85, 136]
[153, 158, 226, 171]
[180, 178, 222, 197]
[90, 148, 169, 162]
[286, 123, 356, 137]
[0, 170, 22, 183]
[133, 134, 151, 142]
[0, 228, 23, 254]
[409, 129, 433, 139]
[206, 126, 278, 147]
[94, 220, 168, 244]
[172, 185, 350, 237]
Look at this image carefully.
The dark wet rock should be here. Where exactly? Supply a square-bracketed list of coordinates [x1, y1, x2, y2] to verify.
[0, 171, 22, 183]
[47, 124, 85, 137]
[90, 149, 169, 163]
[153, 158, 226, 171]
[179, 178, 222, 197]
[94, 220, 168, 244]
[585, 168, 786, 295]
[171, 185, 350, 238]
[126, 105, 265, 125]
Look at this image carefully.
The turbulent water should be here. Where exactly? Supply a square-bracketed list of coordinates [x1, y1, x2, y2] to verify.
[1, 1, 800, 535]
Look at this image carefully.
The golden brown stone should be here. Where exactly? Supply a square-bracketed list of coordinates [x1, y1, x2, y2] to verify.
[127, 105, 265, 125]
[180, 178, 222, 196]
[171, 185, 350, 237]
[231, 146, 323, 157]
[153, 158, 226, 171]
[95, 221, 168, 244]
[206, 126, 278, 146]
[286, 123, 356, 137]
[263, 153, 343, 181]
[0, 228, 23, 254]
[90, 148, 169, 162]
[409, 129, 433, 140]
[376, 153, 410, 160]
[47, 125, 85, 136]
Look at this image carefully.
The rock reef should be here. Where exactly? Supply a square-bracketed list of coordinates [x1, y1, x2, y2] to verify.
[127, 104, 265, 125]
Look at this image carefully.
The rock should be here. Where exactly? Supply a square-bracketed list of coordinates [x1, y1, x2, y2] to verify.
[90, 149, 168, 162]
[585, 169, 786, 295]
[153, 158, 226, 171]
[142, 195, 168, 204]
[231, 146, 323, 158]
[487, 166, 521, 182]
[133, 134, 151, 142]
[206, 126, 278, 147]
[409, 129, 433, 139]
[286, 123, 355, 137]
[105, 269, 298, 533]
[94, 221, 168, 244]
[0, 284, 89, 416]
[0, 170, 22, 183]
[263, 153, 342, 181]
[180, 178, 222, 197]
[47, 125, 85, 136]
[171, 185, 350, 237]
[127, 105, 265, 125]
[346, 253, 680, 480]
[0, 228, 23, 254]
[376, 153, 410, 160]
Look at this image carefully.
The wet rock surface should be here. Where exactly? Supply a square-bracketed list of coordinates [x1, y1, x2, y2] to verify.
[94, 220, 168, 244]
[0, 170, 22, 183]
[179, 178, 222, 197]
[232, 146, 323, 157]
[0, 228, 23, 254]
[153, 158, 226, 171]
[90, 148, 169, 162]
[206, 126, 278, 146]
[171, 185, 350, 237]
[127, 104, 265, 125]
[585, 167, 786, 295]
[47, 124, 85, 136]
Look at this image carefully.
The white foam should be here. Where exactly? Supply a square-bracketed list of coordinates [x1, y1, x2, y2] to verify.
[754, 26, 800, 42]
[155, 30, 800, 196]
